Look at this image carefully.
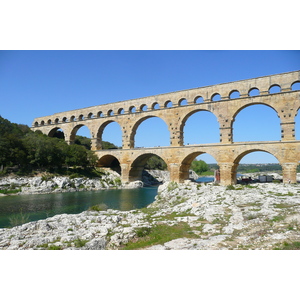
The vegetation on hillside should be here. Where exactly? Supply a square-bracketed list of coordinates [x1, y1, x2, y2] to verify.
[0, 116, 115, 176]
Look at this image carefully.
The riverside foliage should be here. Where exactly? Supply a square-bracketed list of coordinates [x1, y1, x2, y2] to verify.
[0, 116, 100, 174]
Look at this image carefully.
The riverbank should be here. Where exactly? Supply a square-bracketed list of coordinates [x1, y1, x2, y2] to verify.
[1, 180, 300, 250]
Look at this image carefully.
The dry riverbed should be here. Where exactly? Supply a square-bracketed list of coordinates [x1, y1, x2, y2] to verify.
[1, 180, 300, 250]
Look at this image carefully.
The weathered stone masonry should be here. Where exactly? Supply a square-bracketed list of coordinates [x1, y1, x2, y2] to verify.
[32, 71, 300, 185]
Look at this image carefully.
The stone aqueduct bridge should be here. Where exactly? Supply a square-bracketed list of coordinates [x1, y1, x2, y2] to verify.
[32, 71, 300, 185]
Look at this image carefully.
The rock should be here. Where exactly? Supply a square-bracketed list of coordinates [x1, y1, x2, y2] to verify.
[84, 238, 106, 250]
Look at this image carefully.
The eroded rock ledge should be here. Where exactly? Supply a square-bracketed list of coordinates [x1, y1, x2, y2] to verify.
[1, 181, 300, 250]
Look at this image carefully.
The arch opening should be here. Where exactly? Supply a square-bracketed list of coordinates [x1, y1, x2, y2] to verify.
[141, 104, 148, 112]
[48, 127, 65, 140]
[133, 116, 170, 148]
[118, 108, 125, 115]
[194, 96, 204, 104]
[233, 104, 281, 142]
[295, 108, 300, 140]
[234, 150, 282, 184]
[165, 100, 172, 108]
[70, 125, 92, 150]
[97, 111, 104, 118]
[269, 84, 281, 94]
[129, 106, 136, 113]
[249, 87, 260, 97]
[182, 110, 220, 145]
[291, 81, 300, 91]
[152, 102, 160, 110]
[229, 90, 240, 99]
[99, 121, 122, 149]
[129, 153, 167, 184]
[179, 98, 188, 106]
[180, 152, 218, 183]
[212, 93, 221, 101]
[97, 155, 121, 175]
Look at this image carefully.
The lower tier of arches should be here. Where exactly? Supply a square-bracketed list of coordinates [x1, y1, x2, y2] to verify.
[95, 141, 300, 185]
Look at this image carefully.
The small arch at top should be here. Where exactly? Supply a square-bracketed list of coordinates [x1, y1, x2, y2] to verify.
[211, 93, 221, 101]
[291, 81, 300, 91]
[165, 100, 173, 108]
[248, 87, 260, 97]
[178, 98, 188, 106]
[269, 84, 281, 94]
[194, 96, 204, 104]
[229, 90, 240, 99]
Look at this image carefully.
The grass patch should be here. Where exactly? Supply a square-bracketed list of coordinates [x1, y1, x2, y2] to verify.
[88, 203, 108, 211]
[274, 241, 300, 250]
[122, 222, 198, 250]
[0, 188, 21, 194]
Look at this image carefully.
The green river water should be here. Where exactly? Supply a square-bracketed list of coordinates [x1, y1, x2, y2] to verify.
[0, 187, 158, 228]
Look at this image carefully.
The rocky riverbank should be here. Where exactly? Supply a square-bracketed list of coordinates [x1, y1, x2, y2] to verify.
[1, 179, 300, 250]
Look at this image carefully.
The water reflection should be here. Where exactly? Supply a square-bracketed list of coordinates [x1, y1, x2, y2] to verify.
[0, 187, 158, 228]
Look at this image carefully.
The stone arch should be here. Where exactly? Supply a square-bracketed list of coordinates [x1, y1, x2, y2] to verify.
[34, 121, 39, 127]
[180, 109, 220, 145]
[128, 153, 168, 182]
[178, 98, 188, 106]
[130, 115, 170, 148]
[48, 127, 65, 139]
[97, 120, 122, 150]
[97, 154, 121, 175]
[232, 103, 281, 142]
[248, 87, 260, 97]
[129, 106, 136, 113]
[41, 120, 45, 126]
[140, 104, 148, 112]
[70, 124, 92, 143]
[291, 81, 300, 91]
[47, 119, 52, 125]
[87, 112, 94, 119]
[70, 116, 76, 122]
[118, 108, 125, 115]
[194, 96, 204, 103]
[78, 114, 84, 121]
[229, 90, 240, 99]
[62, 117, 68, 123]
[164, 100, 173, 108]
[231, 149, 281, 184]
[107, 109, 114, 116]
[179, 151, 218, 182]
[269, 84, 281, 94]
[152, 102, 160, 110]
[211, 93, 221, 101]
[97, 111, 104, 118]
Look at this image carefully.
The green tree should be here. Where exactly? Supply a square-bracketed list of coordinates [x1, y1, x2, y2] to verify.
[191, 160, 209, 175]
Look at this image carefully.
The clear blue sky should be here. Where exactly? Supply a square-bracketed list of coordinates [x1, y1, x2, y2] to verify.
[1, 50, 300, 163]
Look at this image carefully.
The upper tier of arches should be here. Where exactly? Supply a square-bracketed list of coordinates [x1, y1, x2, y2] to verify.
[33, 73, 300, 127]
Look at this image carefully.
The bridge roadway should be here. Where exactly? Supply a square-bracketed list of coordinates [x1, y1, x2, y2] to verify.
[96, 141, 300, 185]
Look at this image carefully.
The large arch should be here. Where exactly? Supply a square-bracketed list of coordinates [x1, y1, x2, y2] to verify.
[231, 149, 281, 184]
[97, 154, 121, 175]
[128, 153, 168, 182]
[97, 121, 122, 150]
[232, 103, 281, 142]
[48, 127, 65, 139]
[179, 151, 218, 182]
[181, 109, 220, 145]
[70, 124, 92, 144]
[130, 115, 170, 148]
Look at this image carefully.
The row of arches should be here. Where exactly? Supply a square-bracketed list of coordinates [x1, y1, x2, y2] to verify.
[97, 149, 296, 184]
[48, 104, 300, 149]
[33, 81, 300, 127]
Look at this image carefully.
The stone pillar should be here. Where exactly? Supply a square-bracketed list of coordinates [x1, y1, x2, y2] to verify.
[91, 138, 102, 150]
[281, 163, 298, 184]
[169, 163, 181, 183]
[120, 163, 130, 183]
[219, 127, 233, 144]
[280, 122, 296, 141]
[219, 162, 235, 186]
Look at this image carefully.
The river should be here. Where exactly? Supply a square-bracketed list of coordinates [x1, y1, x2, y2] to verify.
[0, 176, 217, 228]
[0, 187, 158, 228]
